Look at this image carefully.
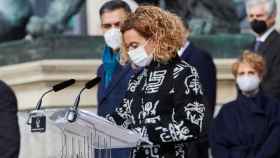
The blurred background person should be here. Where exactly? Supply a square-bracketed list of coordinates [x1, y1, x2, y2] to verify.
[96, 1, 134, 158]
[246, 0, 280, 100]
[210, 50, 280, 158]
[106, 6, 206, 158]
[0, 81, 20, 158]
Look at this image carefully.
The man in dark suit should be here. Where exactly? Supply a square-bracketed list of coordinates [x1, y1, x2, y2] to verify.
[96, 1, 134, 158]
[178, 25, 217, 158]
[0, 81, 20, 158]
[246, 0, 280, 100]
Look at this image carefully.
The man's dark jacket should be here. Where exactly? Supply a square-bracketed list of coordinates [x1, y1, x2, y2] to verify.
[252, 30, 280, 100]
[96, 63, 134, 158]
[0, 80, 20, 158]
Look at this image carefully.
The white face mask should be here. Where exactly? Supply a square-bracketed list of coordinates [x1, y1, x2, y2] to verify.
[128, 44, 153, 67]
[104, 28, 122, 50]
[236, 74, 261, 92]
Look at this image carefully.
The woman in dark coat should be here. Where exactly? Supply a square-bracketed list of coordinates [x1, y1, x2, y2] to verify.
[106, 6, 206, 158]
[210, 50, 280, 158]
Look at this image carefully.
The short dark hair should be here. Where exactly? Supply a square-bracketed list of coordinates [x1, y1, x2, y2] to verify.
[99, 0, 132, 16]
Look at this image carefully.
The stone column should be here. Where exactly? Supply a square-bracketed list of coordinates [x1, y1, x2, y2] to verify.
[86, 0, 106, 36]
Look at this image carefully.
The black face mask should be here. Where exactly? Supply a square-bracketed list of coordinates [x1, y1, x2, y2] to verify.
[250, 20, 268, 35]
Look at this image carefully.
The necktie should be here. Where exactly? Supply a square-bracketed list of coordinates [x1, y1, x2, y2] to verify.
[254, 40, 263, 52]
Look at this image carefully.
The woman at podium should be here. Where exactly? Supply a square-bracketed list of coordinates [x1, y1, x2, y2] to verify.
[106, 6, 206, 158]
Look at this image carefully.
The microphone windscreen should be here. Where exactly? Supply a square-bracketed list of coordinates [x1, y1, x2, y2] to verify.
[85, 77, 101, 89]
[53, 79, 76, 92]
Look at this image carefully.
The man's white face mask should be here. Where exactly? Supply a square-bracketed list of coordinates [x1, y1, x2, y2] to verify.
[236, 74, 261, 92]
[104, 28, 122, 50]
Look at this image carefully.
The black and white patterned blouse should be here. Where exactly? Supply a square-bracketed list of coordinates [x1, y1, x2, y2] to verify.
[107, 57, 205, 158]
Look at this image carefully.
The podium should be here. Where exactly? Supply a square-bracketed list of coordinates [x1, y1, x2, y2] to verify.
[49, 109, 152, 158]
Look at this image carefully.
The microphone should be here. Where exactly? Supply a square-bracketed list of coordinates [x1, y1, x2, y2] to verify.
[67, 77, 101, 123]
[35, 79, 76, 110]
[85, 77, 101, 89]
[53, 79, 76, 92]
[27, 79, 76, 125]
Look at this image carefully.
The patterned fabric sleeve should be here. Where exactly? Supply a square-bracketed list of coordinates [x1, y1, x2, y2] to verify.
[146, 63, 206, 144]
[106, 97, 134, 129]
[105, 75, 140, 129]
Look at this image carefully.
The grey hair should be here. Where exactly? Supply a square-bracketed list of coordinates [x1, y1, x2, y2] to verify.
[246, 0, 277, 17]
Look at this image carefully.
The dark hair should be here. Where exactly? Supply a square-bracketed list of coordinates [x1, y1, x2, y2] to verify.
[99, 0, 132, 16]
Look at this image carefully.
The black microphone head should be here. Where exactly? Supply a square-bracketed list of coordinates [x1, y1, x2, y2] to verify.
[53, 79, 76, 92]
[85, 77, 101, 89]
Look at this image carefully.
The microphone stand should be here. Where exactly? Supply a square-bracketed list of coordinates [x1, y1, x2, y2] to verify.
[35, 89, 53, 110]
[66, 87, 86, 123]
[66, 77, 100, 123]
[26, 79, 76, 125]
[26, 89, 53, 125]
